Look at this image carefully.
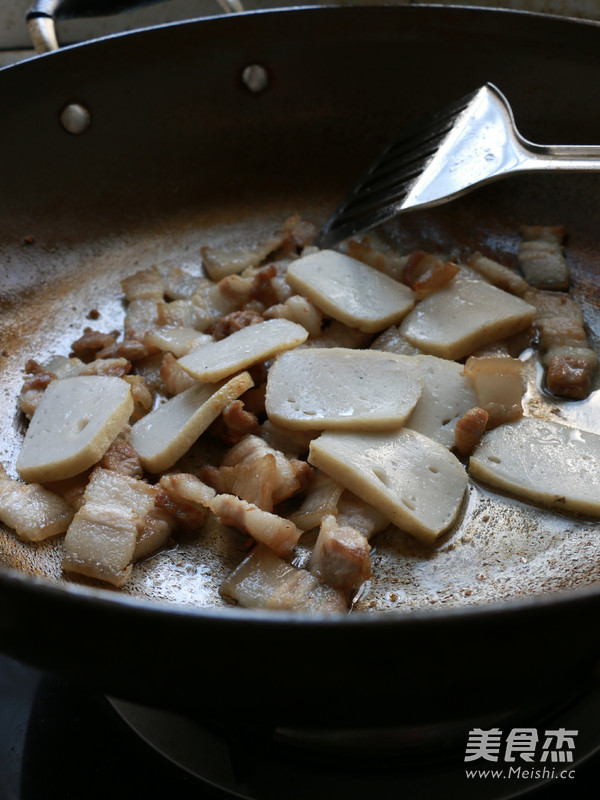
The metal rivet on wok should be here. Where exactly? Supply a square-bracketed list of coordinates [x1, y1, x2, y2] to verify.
[59, 103, 91, 135]
[241, 64, 269, 93]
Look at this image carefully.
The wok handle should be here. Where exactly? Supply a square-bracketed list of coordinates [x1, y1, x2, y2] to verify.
[26, 0, 244, 53]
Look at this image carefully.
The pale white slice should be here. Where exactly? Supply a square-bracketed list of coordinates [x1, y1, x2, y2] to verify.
[286, 250, 414, 333]
[0, 471, 74, 542]
[63, 468, 157, 586]
[399, 273, 535, 360]
[308, 428, 468, 543]
[178, 318, 308, 382]
[469, 416, 600, 516]
[405, 355, 478, 448]
[145, 325, 212, 357]
[265, 348, 421, 430]
[130, 371, 253, 472]
[17, 376, 133, 483]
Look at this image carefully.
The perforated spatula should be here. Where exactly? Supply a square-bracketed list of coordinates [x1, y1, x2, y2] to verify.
[318, 83, 600, 248]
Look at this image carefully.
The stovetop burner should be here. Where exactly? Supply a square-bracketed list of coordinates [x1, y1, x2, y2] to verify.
[1, 651, 598, 800]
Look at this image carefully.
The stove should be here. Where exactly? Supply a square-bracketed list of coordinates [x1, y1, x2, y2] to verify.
[2, 651, 599, 800]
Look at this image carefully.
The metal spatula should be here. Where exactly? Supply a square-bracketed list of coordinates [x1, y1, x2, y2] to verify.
[318, 83, 600, 248]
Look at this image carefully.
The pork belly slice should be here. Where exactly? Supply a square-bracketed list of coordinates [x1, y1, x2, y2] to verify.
[62, 467, 158, 586]
[160, 353, 198, 396]
[524, 287, 597, 399]
[209, 494, 301, 558]
[463, 356, 525, 427]
[257, 420, 318, 459]
[121, 266, 164, 301]
[469, 417, 600, 517]
[370, 325, 420, 356]
[98, 431, 144, 479]
[399, 273, 536, 361]
[454, 407, 489, 457]
[0, 465, 74, 542]
[289, 471, 345, 532]
[335, 491, 389, 539]
[401, 251, 460, 300]
[286, 250, 415, 333]
[145, 325, 212, 358]
[310, 514, 371, 596]
[405, 355, 478, 449]
[518, 225, 569, 290]
[201, 235, 285, 282]
[545, 347, 598, 399]
[130, 371, 253, 473]
[209, 309, 264, 341]
[265, 348, 422, 431]
[309, 429, 468, 544]
[201, 434, 312, 513]
[263, 295, 323, 338]
[467, 252, 529, 296]
[344, 235, 409, 281]
[133, 507, 176, 561]
[220, 544, 346, 612]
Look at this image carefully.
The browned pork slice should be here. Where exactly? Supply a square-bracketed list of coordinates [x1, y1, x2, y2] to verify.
[462, 356, 525, 427]
[62, 467, 157, 586]
[310, 514, 371, 596]
[401, 251, 460, 300]
[0, 464, 74, 542]
[257, 420, 318, 458]
[209, 494, 301, 558]
[220, 544, 346, 612]
[524, 287, 597, 398]
[454, 407, 490, 456]
[160, 353, 198, 395]
[98, 431, 144, 479]
[201, 434, 312, 512]
[121, 266, 164, 301]
[123, 375, 154, 422]
[467, 251, 529, 296]
[209, 309, 264, 340]
[335, 491, 389, 539]
[133, 507, 176, 561]
[344, 235, 409, 281]
[518, 225, 569, 290]
[263, 295, 323, 338]
[289, 471, 345, 531]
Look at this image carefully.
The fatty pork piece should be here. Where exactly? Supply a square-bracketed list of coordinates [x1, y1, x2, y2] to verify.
[201, 435, 313, 513]
[462, 356, 525, 427]
[310, 514, 371, 596]
[62, 468, 164, 586]
[335, 490, 389, 539]
[467, 252, 529, 296]
[454, 407, 490, 457]
[263, 295, 323, 338]
[157, 472, 214, 531]
[199, 211, 315, 282]
[518, 225, 569, 291]
[524, 287, 597, 399]
[289, 471, 344, 531]
[220, 543, 346, 612]
[0, 464, 74, 542]
[401, 251, 460, 300]
[209, 494, 302, 558]
[343, 235, 409, 281]
[258, 419, 317, 459]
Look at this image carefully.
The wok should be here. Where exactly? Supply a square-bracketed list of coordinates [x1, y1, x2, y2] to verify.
[1, 1, 600, 729]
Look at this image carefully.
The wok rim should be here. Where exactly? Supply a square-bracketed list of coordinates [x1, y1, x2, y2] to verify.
[2, 1, 600, 633]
